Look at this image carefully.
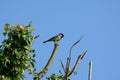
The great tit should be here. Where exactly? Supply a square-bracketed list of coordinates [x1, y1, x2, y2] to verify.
[43, 33, 64, 43]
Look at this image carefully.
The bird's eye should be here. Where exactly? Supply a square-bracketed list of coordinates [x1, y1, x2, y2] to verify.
[60, 35, 62, 37]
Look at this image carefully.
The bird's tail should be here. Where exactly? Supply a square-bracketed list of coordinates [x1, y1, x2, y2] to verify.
[43, 40, 49, 43]
[43, 39, 52, 43]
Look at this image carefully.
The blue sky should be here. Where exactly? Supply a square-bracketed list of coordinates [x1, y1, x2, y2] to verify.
[0, 0, 120, 80]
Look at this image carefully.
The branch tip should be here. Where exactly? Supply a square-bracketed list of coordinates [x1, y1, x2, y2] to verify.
[54, 43, 60, 46]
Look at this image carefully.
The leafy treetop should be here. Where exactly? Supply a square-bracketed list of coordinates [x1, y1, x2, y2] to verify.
[0, 23, 36, 80]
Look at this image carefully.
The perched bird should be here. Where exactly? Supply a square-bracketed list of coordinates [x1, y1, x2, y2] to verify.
[43, 33, 64, 43]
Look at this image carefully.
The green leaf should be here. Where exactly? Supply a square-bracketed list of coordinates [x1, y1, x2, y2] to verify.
[17, 60, 20, 64]
[24, 45, 30, 50]
[30, 61, 34, 68]
[0, 43, 2, 47]
[30, 27, 35, 32]
[33, 53, 36, 57]
[0, 51, 4, 56]
[3, 32, 7, 36]
[5, 23, 10, 27]
[4, 24, 10, 32]
[4, 27, 8, 31]
[51, 74, 57, 79]
[5, 57, 10, 63]
[31, 59, 36, 63]
[58, 76, 63, 80]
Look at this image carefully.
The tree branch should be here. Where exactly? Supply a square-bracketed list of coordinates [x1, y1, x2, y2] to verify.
[68, 50, 87, 77]
[63, 36, 84, 80]
[69, 35, 84, 60]
[60, 59, 65, 73]
[88, 61, 92, 80]
[30, 35, 40, 46]
[34, 35, 40, 39]
[33, 43, 59, 80]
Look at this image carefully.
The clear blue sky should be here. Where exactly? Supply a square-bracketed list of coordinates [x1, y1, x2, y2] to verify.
[0, 0, 120, 80]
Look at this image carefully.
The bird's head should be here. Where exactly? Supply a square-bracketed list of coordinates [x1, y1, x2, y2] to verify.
[59, 33, 64, 38]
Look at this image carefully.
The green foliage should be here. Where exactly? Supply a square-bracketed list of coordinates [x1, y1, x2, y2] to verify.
[47, 74, 63, 80]
[0, 23, 36, 80]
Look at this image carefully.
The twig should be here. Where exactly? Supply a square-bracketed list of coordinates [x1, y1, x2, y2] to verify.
[64, 58, 70, 80]
[69, 35, 84, 60]
[30, 35, 40, 46]
[33, 43, 59, 80]
[60, 59, 65, 72]
[34, 35, 40, 39]
[88, 61, 92, 80]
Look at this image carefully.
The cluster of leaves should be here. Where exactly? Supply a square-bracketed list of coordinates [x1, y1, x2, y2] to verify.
[0, 24, 36, 80]
[47, 74, 63, 80]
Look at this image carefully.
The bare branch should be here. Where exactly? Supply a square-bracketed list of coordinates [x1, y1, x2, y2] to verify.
[34, 35, 40, 39]
[88, 61, 93, 80]
[68, 50, 87, 77]
[69, 35, 84, 60]
[30, 35, 40, 46]
[64, 58, 70, 80]
[63, 36, 84, 80]
[60, 59, 65, 73]
[33, 43, 59, 80]
[59, 70, 63, 76]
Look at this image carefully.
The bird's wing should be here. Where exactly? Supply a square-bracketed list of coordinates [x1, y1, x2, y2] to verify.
[43, 34, 59, 43]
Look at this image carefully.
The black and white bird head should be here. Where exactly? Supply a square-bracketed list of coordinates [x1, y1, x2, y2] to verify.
[59, 33, 64, 38]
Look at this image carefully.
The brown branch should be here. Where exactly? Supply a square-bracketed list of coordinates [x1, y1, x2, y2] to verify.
[68, 50, 87, 77]
[63, 58, 70, 80]
[33, 43, 59, 80]
[60, 59, 65, 73]
[63, 36, 84, 80]
[69, 35, 84, 60]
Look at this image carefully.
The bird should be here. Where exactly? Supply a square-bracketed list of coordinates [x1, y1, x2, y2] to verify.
[43, 33, 64, 43]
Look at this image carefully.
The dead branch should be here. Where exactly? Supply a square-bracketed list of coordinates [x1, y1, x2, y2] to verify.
[34, 35, 40, 39]
[68, 50, 87, 77]
[60, 59, 65, 73]
[88, 61, 93, 80]
[33, 43, 59, 80]
[69, 35, 84, 60]
[63, 36, 85, 80]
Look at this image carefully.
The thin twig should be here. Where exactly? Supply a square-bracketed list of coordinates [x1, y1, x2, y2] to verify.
[33, 43, 59, 80]
[30, 35, 40, 46]
[60, 59, 65, 72]
[69, 35, 84, 61]
[34, 35, 40, 39]
[64, 58, 70, 80]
